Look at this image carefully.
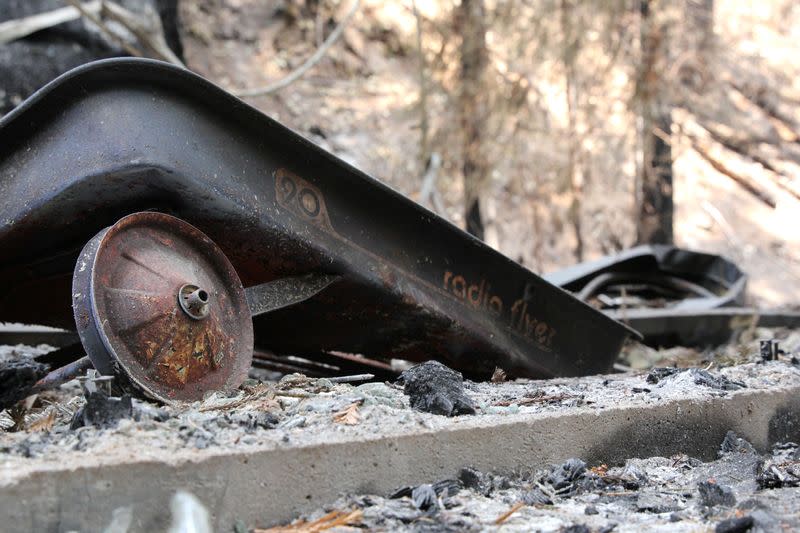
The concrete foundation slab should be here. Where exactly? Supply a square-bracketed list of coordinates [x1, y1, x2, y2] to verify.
[0, 361, 798, 531]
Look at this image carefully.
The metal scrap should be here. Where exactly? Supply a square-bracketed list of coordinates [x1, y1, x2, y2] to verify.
[548, 245, 800, 348]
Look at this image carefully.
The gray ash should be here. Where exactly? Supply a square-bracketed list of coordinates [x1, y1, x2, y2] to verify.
[262, 432, 800, 531]
[647, 367, 746, 390]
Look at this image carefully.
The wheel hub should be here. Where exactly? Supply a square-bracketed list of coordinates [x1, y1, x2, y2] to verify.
[178, 283, 211, 320]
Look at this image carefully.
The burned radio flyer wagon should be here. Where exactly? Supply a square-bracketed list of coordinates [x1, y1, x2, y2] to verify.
[0, 58, 635, 402]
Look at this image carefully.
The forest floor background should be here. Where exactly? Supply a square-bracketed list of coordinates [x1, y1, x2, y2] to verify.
[179, 0, 800, 307]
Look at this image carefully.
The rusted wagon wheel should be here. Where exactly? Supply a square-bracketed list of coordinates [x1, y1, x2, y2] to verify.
[71, 212, 253, 403]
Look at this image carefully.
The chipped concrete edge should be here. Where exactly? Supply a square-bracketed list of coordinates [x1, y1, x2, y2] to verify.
[1, 384, 799, 532]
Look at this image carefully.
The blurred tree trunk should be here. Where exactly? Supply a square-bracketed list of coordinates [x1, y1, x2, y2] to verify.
[560, 0, 583, 260]
[458, 0, 488, 240]
[411, 0, 430, 167]
[636, 0, 673, 245]
[694, 0, 714, 57]
[681, 0, 714, 89]
[155, 0, 183, 60]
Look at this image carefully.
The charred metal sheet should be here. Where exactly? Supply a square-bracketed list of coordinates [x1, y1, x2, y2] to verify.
[545, 246, 800, 348]
[545, 245, 747, 312]
[257, 350, 397, 380]
[313, 351, 397, 379]
[0, 326, 79, 348]
[250, 348, 398, 380]
[33, 342, 83, 368]
[0, 58, 634, 380]
[609, 307, 800, 348]
[246, 273, 341, 317]
[251, 350, 331, 378]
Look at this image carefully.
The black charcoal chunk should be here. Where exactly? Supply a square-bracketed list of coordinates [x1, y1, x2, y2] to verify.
[698, 480, 736, 507]
[715, 515, 754, 533]
[719, 431, 756, 456]
[412, 484, 437, 510]
[398, 361, 475, 416]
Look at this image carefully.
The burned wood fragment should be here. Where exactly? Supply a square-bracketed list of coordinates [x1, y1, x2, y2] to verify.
[646, 367, 681, 384]
[398, 361, 475, 416]
[756, 459, 800, 489]
[715, 515, 754, 533]
[0, 358, 48, 410]
[698, 480, 736, 507]
[718, 431, 756, 456]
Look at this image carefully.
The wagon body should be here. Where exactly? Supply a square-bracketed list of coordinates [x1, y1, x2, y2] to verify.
[0, 59, 632, 379]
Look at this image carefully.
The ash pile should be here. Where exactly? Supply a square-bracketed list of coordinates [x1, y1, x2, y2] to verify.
[280, 433, 800, 533]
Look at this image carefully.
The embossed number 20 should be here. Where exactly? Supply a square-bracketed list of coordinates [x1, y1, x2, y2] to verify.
[280, 174, 321, 219]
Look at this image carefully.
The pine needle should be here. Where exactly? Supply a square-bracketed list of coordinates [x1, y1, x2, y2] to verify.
[254, 509, 363, 532]
[26, 407, 57, 432]
[494, 502, 525, 525]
